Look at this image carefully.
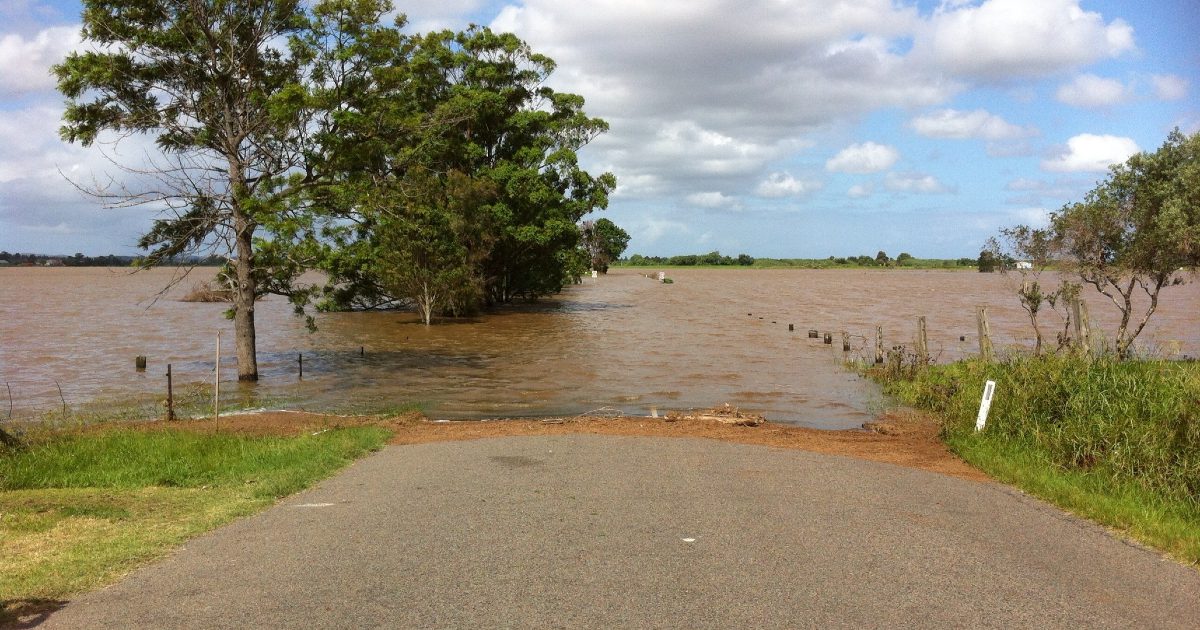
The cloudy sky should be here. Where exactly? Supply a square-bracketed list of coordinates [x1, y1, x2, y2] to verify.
[1, 0, 1196, 258]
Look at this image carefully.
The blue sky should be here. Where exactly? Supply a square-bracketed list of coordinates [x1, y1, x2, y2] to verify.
[1, 0, 1196, 258]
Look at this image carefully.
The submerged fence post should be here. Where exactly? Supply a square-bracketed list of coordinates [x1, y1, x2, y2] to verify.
[135, 355, 147, 371]
[841, 332, 851, 352]
[1070, 297, 1091, 358]
[976, 306, 993, 363]
[875, 326, 884, 364]
[916, 316, 928, 365]
[298, 353, 304, 379]
[166, 363, 175, 422]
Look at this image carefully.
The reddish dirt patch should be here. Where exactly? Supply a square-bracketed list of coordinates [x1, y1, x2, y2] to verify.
[115, 408, 986, 482]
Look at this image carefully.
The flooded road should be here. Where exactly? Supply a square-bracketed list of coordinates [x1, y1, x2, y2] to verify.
[1, 267, 1196, 428]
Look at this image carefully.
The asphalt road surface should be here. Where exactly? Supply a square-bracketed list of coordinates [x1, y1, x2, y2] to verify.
[39, 435, 1200, 628]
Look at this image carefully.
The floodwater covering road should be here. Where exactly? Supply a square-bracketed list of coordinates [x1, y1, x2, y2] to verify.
[4, 267, 1198, 428]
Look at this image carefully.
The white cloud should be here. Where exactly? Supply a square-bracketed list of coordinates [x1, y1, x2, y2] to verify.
[1010, 207, 1052, 228]
[0, 26, 80, 97]
[686, 191, 738, 209]
[754, 172, 821, 198]
[1151, 74, 1188, 101]
[1041, 134, 1139, 173]
[1005, 178, 1047, 192]
[1055, 74, 1132, 108]
[628, 216, 690, 244]
[826, 142, 899, 174]
[914, 0, 1135, 80]
[847, 184, 875, 198]
[884, 172, 953, 194]
[909, 108, 1035, 140]
[491, 1, 953, 199]
[646, 121, 778, 177]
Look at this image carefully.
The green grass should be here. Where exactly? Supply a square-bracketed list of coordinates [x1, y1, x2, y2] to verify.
[1, 425, 391, 623]
[872, 355, 1200, 564]
[2, 427, 390, 498]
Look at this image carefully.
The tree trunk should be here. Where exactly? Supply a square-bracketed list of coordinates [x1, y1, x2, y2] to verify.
[233, 212, 259, 381]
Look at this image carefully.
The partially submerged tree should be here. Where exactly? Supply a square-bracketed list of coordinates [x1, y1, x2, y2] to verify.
[314, 24, 616, 314]
[59, 0, 614, 352]
[580, 218, 631, 273]
[375, 170, 498, 325]
[992, 228, 1071, 355]
[977, 250, 998, 272]
[55, 0, 317, 381]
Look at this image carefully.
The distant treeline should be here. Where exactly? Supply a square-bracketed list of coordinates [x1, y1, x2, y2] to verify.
[617, 251, 979, 269]
[619, 252, 756, 266]
[0, 252, 224, 267]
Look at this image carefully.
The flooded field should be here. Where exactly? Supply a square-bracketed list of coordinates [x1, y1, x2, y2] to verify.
[1, 267, 1196, 429]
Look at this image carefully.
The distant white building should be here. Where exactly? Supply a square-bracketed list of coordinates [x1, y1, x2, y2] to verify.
[1015, 261, 1033, 270]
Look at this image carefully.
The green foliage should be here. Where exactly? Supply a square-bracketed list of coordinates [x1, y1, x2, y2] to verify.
[977, 250, 997, 272]
[580, 218, 631, 273]
[375, 171, 498, 324]
[309, 20, 615, 314]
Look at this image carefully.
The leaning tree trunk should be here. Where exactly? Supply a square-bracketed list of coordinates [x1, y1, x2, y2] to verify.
[233, 211, 259, 381]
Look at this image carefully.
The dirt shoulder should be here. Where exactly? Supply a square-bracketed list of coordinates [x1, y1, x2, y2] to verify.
[128, 408, 987, 482]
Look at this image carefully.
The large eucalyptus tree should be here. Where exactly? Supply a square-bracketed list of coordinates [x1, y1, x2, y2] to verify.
[56, 0, 317, 381]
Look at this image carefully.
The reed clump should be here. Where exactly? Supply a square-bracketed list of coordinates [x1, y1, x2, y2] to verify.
[179, 281, 233, 302]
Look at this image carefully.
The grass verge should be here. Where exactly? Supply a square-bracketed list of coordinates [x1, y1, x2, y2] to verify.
[870, 354, 1200, 565]
[0, 423, 391, 626]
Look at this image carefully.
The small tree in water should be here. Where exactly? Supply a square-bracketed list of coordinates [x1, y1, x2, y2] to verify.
[990, 229, 1073, 355]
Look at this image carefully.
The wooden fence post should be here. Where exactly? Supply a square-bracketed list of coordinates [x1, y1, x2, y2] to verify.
[1071, 296, 1091, 358]
[875, 326, 884, 364]
[977, 306, 993, 363]
[166, 363, 175, 422]
[916, 316, 928, 365]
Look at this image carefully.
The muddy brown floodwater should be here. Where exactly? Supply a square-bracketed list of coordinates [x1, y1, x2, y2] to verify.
[1, 267, 1196, 429]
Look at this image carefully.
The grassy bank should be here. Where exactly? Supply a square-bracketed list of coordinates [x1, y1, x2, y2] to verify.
[0, 423, 391, 624]
[875, 355, 1200, 564]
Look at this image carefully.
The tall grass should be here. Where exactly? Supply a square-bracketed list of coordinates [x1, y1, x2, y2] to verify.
[883, 355, 1200, 504]
[874, 355, 1200, 562]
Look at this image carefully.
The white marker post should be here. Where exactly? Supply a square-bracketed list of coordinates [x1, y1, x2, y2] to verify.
[214, 330, 221, 421]
[975, 380, 996, 432]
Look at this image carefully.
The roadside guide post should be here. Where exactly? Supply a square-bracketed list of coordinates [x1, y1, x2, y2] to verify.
[975, 380, 996, 432]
